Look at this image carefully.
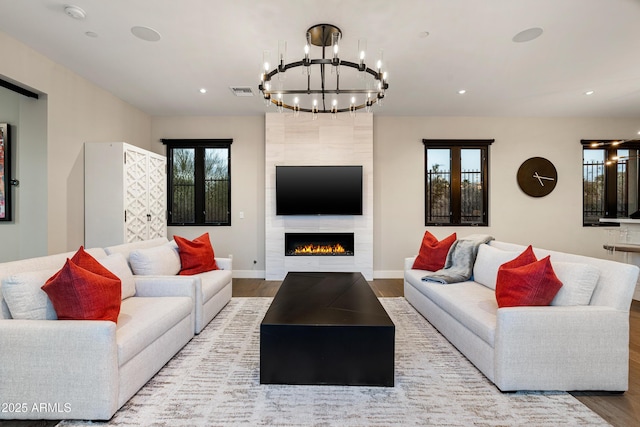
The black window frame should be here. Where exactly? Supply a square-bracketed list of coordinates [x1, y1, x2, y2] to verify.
[162, 138, 232, 226]
[423, 139, 493, 226]
[582, 139, 640, 226]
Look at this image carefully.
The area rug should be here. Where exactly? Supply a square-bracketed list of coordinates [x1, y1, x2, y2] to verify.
[59, 297, 609, 426]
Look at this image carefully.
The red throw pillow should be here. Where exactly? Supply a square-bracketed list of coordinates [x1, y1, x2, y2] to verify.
[174, 232, 219, 275]
[495, 255, 563, 308]
[411, 231, 457, 271]
[500, 245, 537, 269]
[71, 246, 120, 281]
[42, 258, 122, 322]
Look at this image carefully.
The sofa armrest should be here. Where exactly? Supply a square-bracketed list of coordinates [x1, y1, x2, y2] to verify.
[494, 305, 629, 391]
[404, 256, 417, 271]
[133, 276, 197, 299]
[215, 257, 232, 271]
[0, 319, 119, 420]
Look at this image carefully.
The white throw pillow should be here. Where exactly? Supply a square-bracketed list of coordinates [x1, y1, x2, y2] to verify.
[472, 244, 520, 290]
[550, 262, 600, 306]
[1, 269, 58, 320]
[99, 252, 136, 300]
[129, 243, 181, 276]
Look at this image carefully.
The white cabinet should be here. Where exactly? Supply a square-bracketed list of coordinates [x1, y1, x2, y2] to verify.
[85, 142, 167, 248]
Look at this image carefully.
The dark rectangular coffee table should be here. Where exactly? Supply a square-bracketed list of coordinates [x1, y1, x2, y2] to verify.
[260, 272, 395, 386]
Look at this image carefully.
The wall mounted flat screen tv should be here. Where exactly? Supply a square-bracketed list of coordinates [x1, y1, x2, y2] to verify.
[276, 165, 363, 215]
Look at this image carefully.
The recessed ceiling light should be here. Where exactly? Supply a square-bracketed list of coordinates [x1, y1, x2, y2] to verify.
[585, 90, 595, 96]
[64, 5, 86, 20]
[512, 27, 543, 43]
[131, 26, 161, 42]
[457, 89, 466, 95]
[199, 88, 207, 94]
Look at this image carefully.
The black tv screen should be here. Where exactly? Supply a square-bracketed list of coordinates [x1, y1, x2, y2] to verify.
[276, 166, 363, 215]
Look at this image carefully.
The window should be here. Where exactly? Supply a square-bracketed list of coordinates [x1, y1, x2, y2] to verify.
[162, 139, 232, 226]
[423, 139, 493, 226]
[582, 139, 640, 226]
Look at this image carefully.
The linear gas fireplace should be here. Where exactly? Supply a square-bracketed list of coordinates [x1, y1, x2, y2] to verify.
[285, 233, 355, 256]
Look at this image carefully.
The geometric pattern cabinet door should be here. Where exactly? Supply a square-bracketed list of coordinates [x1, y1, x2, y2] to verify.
[124, 146, 150, 243]
[85, 142, 167, 248]
[146, 152, 167, 240]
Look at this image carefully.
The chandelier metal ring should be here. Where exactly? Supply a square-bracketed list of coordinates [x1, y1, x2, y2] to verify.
[259, 23, 389, 115]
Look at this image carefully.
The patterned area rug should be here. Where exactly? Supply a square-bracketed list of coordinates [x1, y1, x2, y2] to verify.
[59, 297, 609, 426]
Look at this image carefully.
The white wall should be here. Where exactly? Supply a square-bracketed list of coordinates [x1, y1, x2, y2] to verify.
[0, 85, 47, 261]
[15, 92, 48, 260]
[374, 116, 640, 276]
[0, 87, 21, 258]
[0, 31, 151, 258]
[150, 116, 265, 277]
[151, 115, 640, 279]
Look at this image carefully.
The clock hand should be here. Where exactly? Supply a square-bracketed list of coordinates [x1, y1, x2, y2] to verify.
[533, 172, 544, 186]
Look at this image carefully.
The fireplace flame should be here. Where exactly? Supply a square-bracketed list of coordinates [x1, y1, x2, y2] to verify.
[294, 243, 346, 255]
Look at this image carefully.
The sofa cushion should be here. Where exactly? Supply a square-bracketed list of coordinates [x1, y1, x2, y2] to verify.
[495, 255, 563, 308]
[42, 257, 122, 322]
[550, 262, 600, 306]
[197, 269, 233, 303]
[129, 243, 181, 276]
[405, 273, 498, 346]
[473, 244, 520, 290]
[474, 244, 600, 306]
[98, 252, 136, 300]
[116, 296, 193, 366]
[175, 233, 219, 275]
[412, 231, 456, 271]
[104, 237, 169, 259]
[1, 268, 59, 320]
[0, 247, 108, 320]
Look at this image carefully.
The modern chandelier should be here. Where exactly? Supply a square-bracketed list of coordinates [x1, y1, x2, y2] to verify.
[259, 23, 389, 116]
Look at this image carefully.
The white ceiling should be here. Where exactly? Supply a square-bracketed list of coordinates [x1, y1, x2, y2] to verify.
[1, 0, 640, 118]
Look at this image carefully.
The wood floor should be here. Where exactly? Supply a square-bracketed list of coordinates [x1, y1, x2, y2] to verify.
[2, 278, 638, 427]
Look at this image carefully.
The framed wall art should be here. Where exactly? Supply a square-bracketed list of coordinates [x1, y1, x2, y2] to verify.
[0, 123, 11, 221]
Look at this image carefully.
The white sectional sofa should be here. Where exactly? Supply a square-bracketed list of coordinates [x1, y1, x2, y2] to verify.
[0, 247, 197, 420]
[103, 237, 233, 334]
[404, 240, 639, 392]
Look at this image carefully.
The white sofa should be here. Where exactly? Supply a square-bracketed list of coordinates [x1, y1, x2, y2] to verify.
[104, 237, 233, 334]
[404, 240, 639, 392]
[0, 247, 197, 420]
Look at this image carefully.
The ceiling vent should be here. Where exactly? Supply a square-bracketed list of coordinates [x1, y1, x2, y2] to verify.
[229, 87, 254, 97]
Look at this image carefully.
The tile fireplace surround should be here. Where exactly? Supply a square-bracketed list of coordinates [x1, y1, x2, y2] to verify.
[265, 113, 374, 280]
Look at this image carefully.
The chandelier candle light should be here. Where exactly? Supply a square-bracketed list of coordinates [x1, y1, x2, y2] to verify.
[588, 139, 640, 165]
[259, 24, 389, 117]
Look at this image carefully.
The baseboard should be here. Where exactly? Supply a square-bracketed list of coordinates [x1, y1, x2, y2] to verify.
[233, 270, 266, 279]
[232, 270, 403, 280]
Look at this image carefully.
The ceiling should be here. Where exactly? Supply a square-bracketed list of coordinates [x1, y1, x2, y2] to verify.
[1, 0, 640, 119]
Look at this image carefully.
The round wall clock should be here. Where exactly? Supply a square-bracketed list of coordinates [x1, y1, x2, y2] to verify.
[517, 157, 558, 197]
